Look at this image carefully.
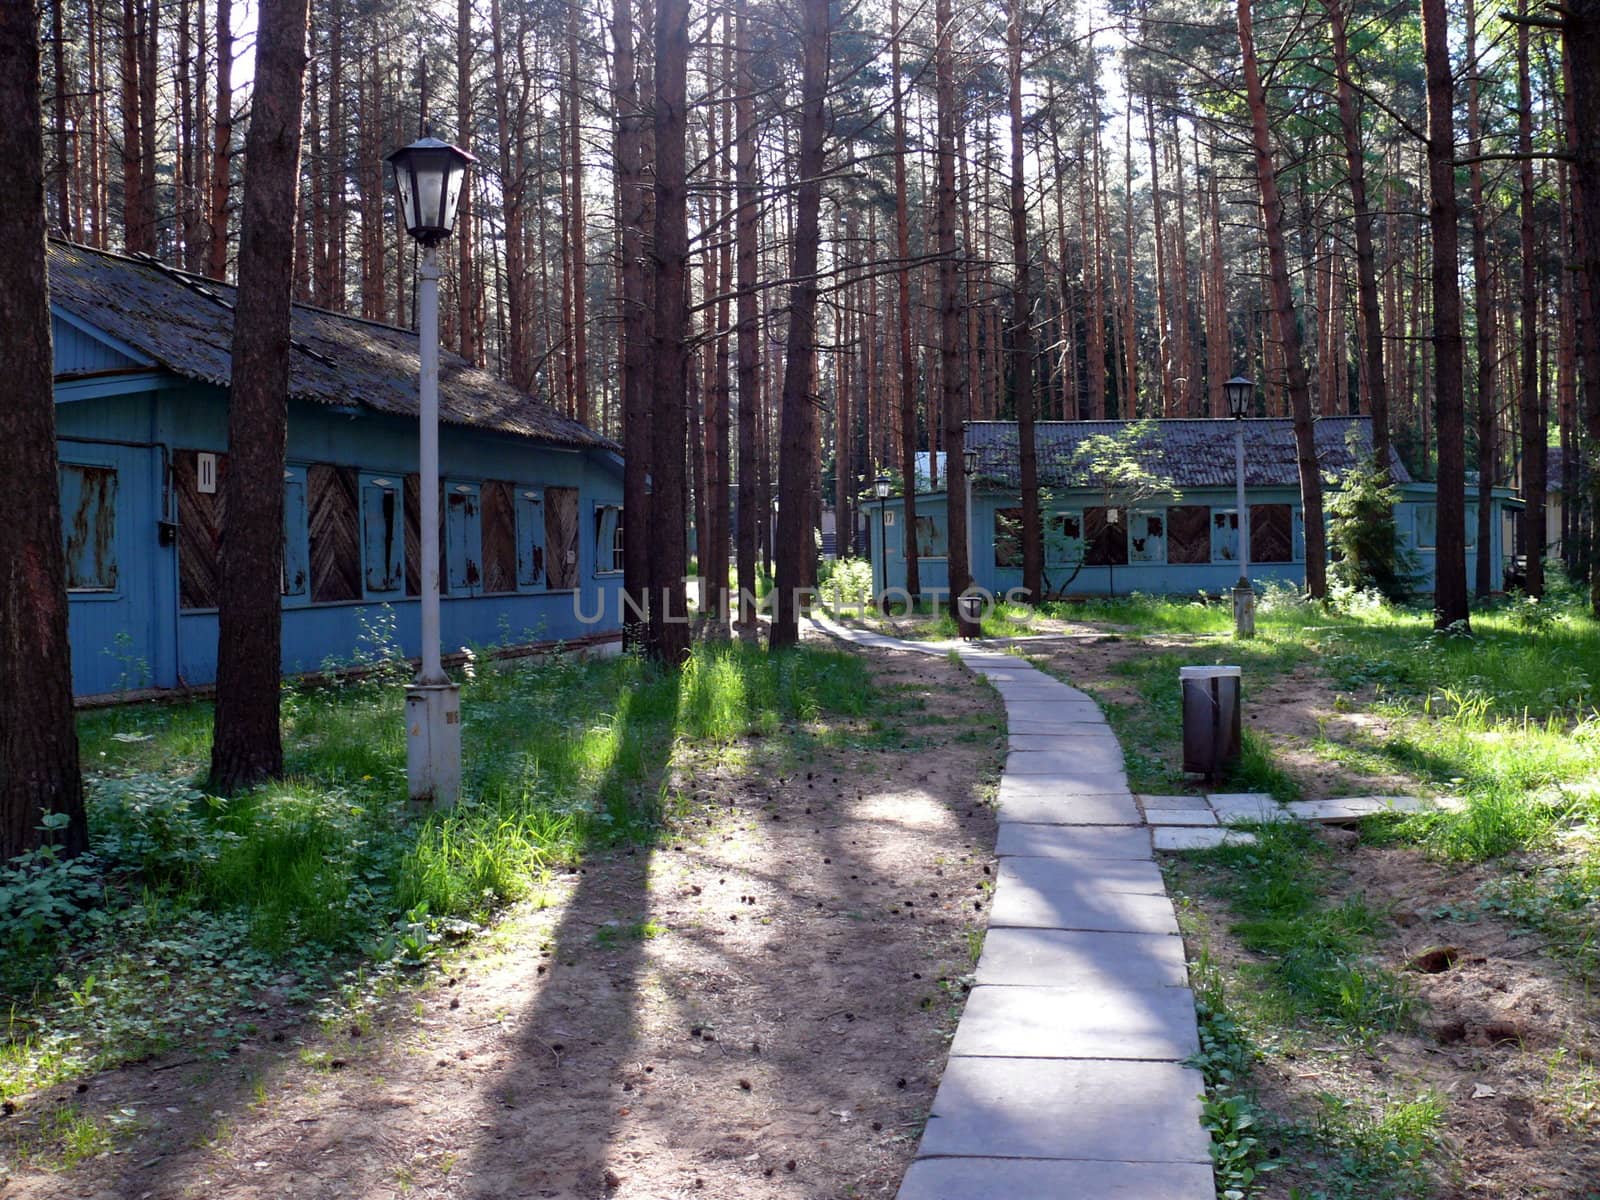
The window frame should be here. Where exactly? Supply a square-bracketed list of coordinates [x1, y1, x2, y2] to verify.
[593, 502, 624, 576]
[59, 459, 121, 597]
[444, 479, 483, 597]
[360, 471, 406, 598]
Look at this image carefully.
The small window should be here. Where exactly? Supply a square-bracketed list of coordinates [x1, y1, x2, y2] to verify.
[1250, 503, 1293, 564]
[516, 490, 546, 588]
[594, 504, 623, 573]
[1129, 511, 1165, 563]
[60, 463, 118, 592]
[1415, 504, 1437, 550]
[1045, 511, 1084, 567]
[362, 475, 404, 595]
[446, 482, 482, 595]
[994, 507, 1024, 568]
[1167, 506, 1211, 564]
[545, 486, 579, 589]
[176, 450, 225, 607]
[308, 464, 361, 603]
[914, 515, 948, 558]
[480, 481, 518, 594]
[1211, 509, 1239, 563]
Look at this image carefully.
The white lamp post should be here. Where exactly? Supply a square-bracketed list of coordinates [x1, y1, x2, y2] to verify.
[874, 472, 892, 611]
[387, 134, 477, 806]
[1224, 374, 1256, 638]
[963, 445, 979, 587]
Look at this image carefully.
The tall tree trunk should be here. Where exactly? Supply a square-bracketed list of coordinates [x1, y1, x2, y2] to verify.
[0, 0, 86, 859]
[648, 0, 690, 661]
[890, 0, 920, 598]
[1008, 0, 1041, 601]
[769, 0, 829, 649]
[1516, 4, 1545, 597]
[1464, 0, 1498, 598]
[936, 0, 974, 635]
[707, 15, 732, 628]
[1144, 88, 1173, 413]
[569, 0, 589, 425]
[457, 0, 477, 361]
[491, 0, 530, 389]
[1238, 0, 1327, 597]
[615, 0, 650, 644]
[1421, 0, 1469, 628]
[734, 0, 759, 628]
[120, 0, 145, 251]
[208, 0, 233, 277]
[209, 0, 311, 792]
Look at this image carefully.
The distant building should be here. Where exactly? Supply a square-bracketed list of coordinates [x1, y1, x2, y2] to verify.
[49, 241, 624, 698]
[863, 418, 1521, 599]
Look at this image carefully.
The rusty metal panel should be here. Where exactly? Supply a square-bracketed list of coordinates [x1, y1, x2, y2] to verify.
[60, 464, 119, 591]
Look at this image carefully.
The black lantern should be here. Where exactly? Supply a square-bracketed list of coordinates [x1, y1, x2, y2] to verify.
[874, 473, 892, 499]
[1223, 375, 1254, 419]
[963, 448, 979, 476]
[386, 136, 477, 246]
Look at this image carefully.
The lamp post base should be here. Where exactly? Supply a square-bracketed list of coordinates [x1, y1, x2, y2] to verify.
[1232, 582, 1256, 639]
[405, 682, 462, 807]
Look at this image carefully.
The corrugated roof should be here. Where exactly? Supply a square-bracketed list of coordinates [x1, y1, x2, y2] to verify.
[966, 417, 1409, 490]
[48, 240, 614, 451]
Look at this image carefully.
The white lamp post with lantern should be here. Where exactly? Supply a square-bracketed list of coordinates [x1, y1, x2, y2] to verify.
[1224, 374, 1256, 638]
[387, 134, 477, 806]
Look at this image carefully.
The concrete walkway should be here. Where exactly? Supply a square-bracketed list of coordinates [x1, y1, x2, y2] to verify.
[809, 617, 1215, 1200]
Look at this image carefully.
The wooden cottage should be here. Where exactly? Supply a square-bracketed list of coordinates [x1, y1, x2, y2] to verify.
[864, 418, 1521, 601]
[48, 241, 624, 699]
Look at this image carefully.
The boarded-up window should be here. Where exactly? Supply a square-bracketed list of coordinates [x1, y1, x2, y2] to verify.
[994, 507, 1023, 567]
[480, 481, 518, 594]
[1084, 506, 1128, 566]
[60, 464, 118, 592]
[1045, 512, 1084, 567]
[446, 484, 481, 594]
[403, 474, 449, 596]
[545, 486, 579, 588]
[1167, 506, 1211, 564]
[283, 468, 309, 598]
[594, 504, 623, 572]
[1211, 509, 1239, 562]
[362, 476, 404, 593]
[1250, 503, 1293, 564]
[516, 490, 546, 587]
[176, 450, 224, 607]
[914, 514, 947, 557]
[1129, 511, 1165, 563]
[308, 464, 361, 602]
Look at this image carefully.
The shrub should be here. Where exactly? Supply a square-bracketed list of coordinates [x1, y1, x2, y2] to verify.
[1324, 443, 1418, 602]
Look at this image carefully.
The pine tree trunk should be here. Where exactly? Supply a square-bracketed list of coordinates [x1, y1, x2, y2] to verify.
[209, 0, 310, 792]
[615, 0, 651, 644]
[1516, 5, 1545, 597]
[1464, 1, 1499, 596]
[569, 0, 589, 425]
[0, 0, 86, 859]
[648, 0, 690, 661]
[457, 0, 477, 361]
[1421, 0, 1469, 628]
[1009, 0, 1041, 602]
[208, 0, 233, 277]
[1238, 0, 1327, 597]
[890, 0, 920, 599]
[770, 0, 829, 649]
[1564, 4, 1600, 614]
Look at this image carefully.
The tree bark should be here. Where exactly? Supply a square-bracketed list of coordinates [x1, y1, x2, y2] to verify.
[890, 0, 920, 599]
[207, 0, 233, 277]
[648, 0, 690, 661]
[1464, 0, 1499, 598]
[209, 0, 310, 792]
[1008, 0, 1041, 602]
[1516, 4, 1545, 597]
[1421, 0, 1469, 628]
[0, 0, 86, 860]
[614, 0, 650, 645]
[1238, 0, 1327, 597]
[770, 0, 830, 649]
[569, 0, 589, 425]
[734, 0, 759, 629]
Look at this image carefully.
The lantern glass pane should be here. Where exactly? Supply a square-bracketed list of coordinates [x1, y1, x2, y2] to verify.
[392, 164, 417, 233]
[414, 156, 448, 231]
[440, 163, 465, 233]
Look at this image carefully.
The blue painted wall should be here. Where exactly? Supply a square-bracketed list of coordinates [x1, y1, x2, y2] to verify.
[55, 373, 624, 697]
[864, 484, 1518, 602]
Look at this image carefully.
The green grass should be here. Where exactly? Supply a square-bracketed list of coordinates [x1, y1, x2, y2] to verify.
[2, 640, 876, 1097]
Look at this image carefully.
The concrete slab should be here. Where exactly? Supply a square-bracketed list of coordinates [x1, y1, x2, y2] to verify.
[998, 855, 1166, 896]
[1004, 701, 1109, 725]
[1143, 808, 1218, 827]
[996, 782, 1140, 826]
[988, 873, 1180, 934]
[898, 1158, 1215, 1200]
[1006, 719, 1110, 737]
[1008, 732, 1124, 753]
[975, 927, 1189, 989]
[1209, 794, 1290, 825]
[1153, 827, 1257, 851]
[948, 983, 1200, 1061]
[918, 1057, 1211, 1163]
[1286, 796, 1435, 822]
[1006, 746, 1126, 776]
[995, 824, 1153, 860]
[1137, 793, 1212, 811]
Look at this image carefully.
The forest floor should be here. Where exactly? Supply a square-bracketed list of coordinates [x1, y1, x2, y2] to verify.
[0, 636, 1003, 1200]
[1021, 595, 1600, 1199]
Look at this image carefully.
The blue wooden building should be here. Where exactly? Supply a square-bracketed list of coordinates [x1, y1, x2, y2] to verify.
[48, 241, 625, 698]
[863, 418, 1521, 601]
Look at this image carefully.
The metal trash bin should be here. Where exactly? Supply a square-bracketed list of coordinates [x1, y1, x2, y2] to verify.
[956, 593, 984, 638]
[1181, 665, 1241, 782]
